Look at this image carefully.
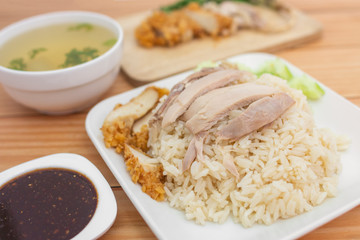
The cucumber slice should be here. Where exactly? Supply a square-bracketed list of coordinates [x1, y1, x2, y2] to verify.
[288, 75, 325, 100]
[256, 59, 293, 80]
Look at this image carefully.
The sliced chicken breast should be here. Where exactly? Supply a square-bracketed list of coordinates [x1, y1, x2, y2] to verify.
[184, 83, 279, 134]
[217, 92, 295, 140]
[162, 69, 252, 127]
[153, 67, 223, 121]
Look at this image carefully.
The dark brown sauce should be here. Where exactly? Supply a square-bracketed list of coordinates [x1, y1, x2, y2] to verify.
[0, 168, 98, 240]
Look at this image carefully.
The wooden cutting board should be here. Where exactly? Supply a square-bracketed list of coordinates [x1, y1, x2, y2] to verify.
[118, 8, 322, 83]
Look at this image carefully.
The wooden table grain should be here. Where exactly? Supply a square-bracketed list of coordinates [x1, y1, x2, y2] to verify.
[0, 0, 359, 239]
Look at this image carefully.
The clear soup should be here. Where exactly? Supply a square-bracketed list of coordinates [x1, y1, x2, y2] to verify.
[0, 23, 117, 71]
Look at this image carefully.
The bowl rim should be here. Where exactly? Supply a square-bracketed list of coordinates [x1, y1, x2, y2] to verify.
[0, 10, 123, 76]
[0, 153, 118, 239]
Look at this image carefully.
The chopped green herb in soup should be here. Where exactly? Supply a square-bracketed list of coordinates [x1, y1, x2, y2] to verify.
[28, 47, 47, 59]
[8, 58, 26, 71]
[60, 47, 99, 68]
[68, 23, 94, 32]
[0, 23, 117, 71]
[103, 38, 117, 47]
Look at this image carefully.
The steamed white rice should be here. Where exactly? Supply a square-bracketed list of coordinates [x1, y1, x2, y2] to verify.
[149, 74, 349, 227]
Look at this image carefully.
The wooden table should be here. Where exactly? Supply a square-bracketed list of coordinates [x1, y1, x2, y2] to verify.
[0, 0, 359, 239]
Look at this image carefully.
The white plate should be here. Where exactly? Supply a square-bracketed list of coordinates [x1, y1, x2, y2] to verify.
[86, 53, 360, 240]
[0, 153, 117, 240]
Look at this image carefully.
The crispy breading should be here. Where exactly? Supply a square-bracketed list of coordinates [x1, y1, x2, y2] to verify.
[102, 116, 131, 153]
[102, 87, 169, 201]
[131, 124, 149, 153]
[102, 87, 168, 153]
[135, 3, 231, 47]
[124, 144, 165, 201]
[135, 10, 203, 48]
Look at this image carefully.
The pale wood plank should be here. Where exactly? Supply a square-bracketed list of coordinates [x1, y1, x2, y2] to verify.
[0, 0, 173, 29]
[0, 113, 119, 186]
[305, 11, 360, 49]
[286, 0, 360, 12]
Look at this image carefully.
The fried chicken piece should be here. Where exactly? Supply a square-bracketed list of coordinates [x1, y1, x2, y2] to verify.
[102, 115, 132, 153]
[135, 3, 232, 48]
[124, 144, 165, 201]
[131, 124, 149, 153]
[102, 86, 168, 153]
[135, 1, 294, 48]
[102, 87, 169, 201]
[135, 10, 204, 48]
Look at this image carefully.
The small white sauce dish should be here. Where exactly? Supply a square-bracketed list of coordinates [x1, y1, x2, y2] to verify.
[0, 153, 117, 239]
[0, 11, 123, 114]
